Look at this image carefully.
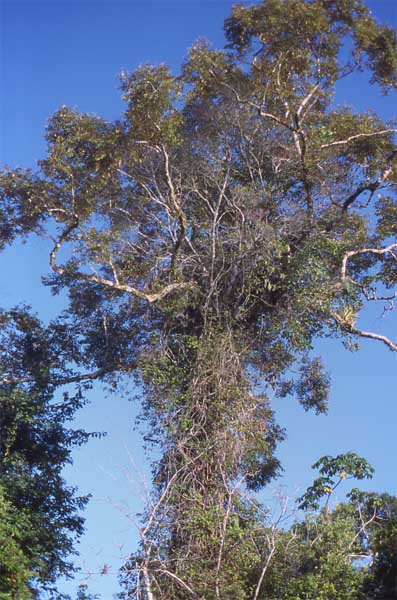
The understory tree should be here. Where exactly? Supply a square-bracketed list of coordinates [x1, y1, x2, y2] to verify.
[258, 454, 397, 600]
[0, 310, 96, 598]
[0, 0, 396, 597]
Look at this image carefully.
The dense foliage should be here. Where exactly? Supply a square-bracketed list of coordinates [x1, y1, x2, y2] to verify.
[0, 312, 95, 598]
[0, 0, 396, 597]
[258, 456, 397, 600]
[260, 492, 397, 600]
[0, 482, 32, 599]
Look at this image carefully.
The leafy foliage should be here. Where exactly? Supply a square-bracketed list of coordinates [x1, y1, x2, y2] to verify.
[261, 506, 366, 600]
[352, 491, 397, 599]
[260, 459, 397, 600]
[0, 0, 396, 597]
[0, 321, 98, 597]
[0, 483, 32, 600]
[298, 452, 375, 510]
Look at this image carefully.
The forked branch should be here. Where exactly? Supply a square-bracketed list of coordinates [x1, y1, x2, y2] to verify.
[50, 220, 194, 304]
[334, 244, 397, 351]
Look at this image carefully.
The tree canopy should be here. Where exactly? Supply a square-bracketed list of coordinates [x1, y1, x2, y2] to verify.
[1, 0, 396, 597]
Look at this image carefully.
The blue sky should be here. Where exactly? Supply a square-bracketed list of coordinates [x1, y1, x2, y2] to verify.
[1, 1, 397, 597]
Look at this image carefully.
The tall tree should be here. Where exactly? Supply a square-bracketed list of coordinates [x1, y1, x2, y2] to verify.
[0, 0, 396, 597]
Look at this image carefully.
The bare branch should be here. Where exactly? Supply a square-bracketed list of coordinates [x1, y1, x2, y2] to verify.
[251, 526, 276, 600]
[72, 271, 194, 304]
[50, 220, 194, 304]
[333, 244, 397, 351]
[49, 215, 79, 275]
[160, 144, 188, 270]
[296, 84, 320, 119]
[252, 492, 292, 600]
[332, 311, 397, 352]
[321, 129, 397, 150]
[341, 182, 379, 212]
[1, 367, 114, 387]
[341, 151, 397, 212]
[213, 76, 292, 130]
[341, 244, 397, 283]
[152, 568, 197, 597]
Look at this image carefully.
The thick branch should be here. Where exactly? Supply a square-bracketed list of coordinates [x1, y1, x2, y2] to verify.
[341, 182, 379, 212]
[50, 221, 194, 304]
[71, 272, 194, 304]
[333, 244, 397, 351]
[341, 244, 397, 283]
[49, 214, 79, 273]
[332, 311, 397, 352]
[296, 84, 320, 119]
[341, 151, 397, 212]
